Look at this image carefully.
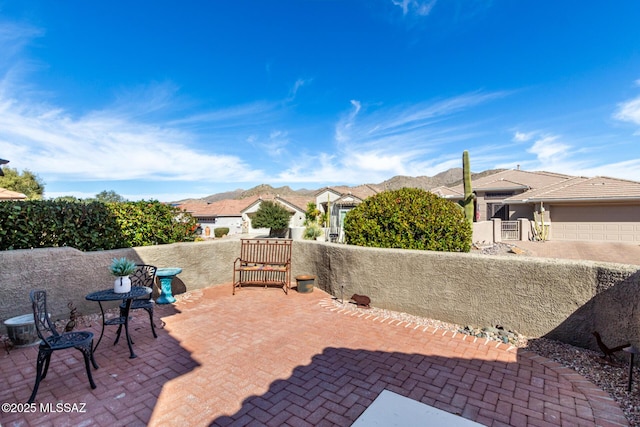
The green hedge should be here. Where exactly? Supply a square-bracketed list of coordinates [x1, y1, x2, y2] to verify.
[214, 227, 229, 238]
[0, 200, 197, 251]
[343, 188, 472, 252]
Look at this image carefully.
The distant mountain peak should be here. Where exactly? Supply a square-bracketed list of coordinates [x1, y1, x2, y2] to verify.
[173, 167, 506, 204]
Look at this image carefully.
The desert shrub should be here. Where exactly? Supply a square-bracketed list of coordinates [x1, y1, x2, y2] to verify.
[303, 222, 323, 239]
[214, 227, 229, 238]
[343, 188, 471, 252]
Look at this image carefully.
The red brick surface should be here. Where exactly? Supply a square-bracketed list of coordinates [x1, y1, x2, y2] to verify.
[0, 284, 628, 426]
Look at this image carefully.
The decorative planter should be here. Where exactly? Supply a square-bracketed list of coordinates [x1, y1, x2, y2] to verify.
[114, 275, 132, 293]
[4, 314, 39, 347]
[295, 275, 316, 294]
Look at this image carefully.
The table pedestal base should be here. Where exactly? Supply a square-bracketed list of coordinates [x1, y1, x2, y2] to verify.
[156, 267, 182, 304]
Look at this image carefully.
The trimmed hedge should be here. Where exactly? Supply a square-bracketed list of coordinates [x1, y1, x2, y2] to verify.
[0, 200, 197, 251]
[0, 200, 126, 250]
[343, 188, 472, 252]
[214, 227, 229, 238]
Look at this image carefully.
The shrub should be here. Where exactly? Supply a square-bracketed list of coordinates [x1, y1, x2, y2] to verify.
[106, 200, 197, 247]
[303, 222, 323, 240]
[0, 199, 197, 250]
[214, 227, 229, 238]
[0, 200, 127, 250]
[251, 201, 292, 236]
[343, 188, 472, 252]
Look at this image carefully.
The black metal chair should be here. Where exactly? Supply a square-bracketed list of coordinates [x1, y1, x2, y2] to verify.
[117, 264, 158, 339]
[28, 290, 98, 403]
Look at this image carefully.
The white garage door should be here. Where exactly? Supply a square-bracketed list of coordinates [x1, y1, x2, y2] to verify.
[550, 205, 640, 242]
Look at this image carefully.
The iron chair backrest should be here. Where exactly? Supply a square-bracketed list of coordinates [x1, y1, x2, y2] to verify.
[130, 264, 157, 300]
[30, 290, 59, 345]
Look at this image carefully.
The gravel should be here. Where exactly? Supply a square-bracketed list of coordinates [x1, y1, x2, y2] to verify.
[331, 298, 640, 426]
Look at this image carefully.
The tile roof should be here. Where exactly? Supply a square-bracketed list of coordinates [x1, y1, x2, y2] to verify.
[178, 197, 260, 217]
[0, 187, 27, 200]
[316, 184, 381, 200]
[506, 176, 640, 202]
[430, 186, 464, 198]
[276, 195, 316, 212]
[448, 169, 572, 194]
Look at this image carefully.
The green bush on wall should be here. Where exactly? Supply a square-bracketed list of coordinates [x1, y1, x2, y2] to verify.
[343, 188, 472, 252]
[214, 227, 229, 238]
[0, 200, 197, 251]
[0, 200, 126, 250]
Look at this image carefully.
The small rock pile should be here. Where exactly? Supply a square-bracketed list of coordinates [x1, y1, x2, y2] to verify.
[471, 242, 528, 256]
[458, 324, 526, 346]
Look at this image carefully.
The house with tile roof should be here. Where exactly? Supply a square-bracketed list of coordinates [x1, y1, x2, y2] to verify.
[241, 195, 314, 236]
[504, 176, 640, 242]
[314, 185, 382, 241]
[433, 170, 640, 243]
[178, 197, 261, 237]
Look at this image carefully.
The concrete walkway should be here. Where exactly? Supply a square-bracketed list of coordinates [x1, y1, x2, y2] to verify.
[0, 285, 628, 426]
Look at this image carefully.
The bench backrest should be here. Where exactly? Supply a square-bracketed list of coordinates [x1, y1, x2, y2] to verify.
[240, 238, 292, 265]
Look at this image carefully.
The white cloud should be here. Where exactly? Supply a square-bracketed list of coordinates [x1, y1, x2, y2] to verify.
[513, 131, 535, 142]
[614, 95, 640, 126]
[0, 91, 265, 183]
[391, 0, 437, 16]
[288, 78, 313, 99]
[274, 91, 508, 184]
[527, 135, 571, 163]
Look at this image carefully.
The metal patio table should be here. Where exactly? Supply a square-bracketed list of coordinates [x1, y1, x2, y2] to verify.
[85, 286, 151, 359]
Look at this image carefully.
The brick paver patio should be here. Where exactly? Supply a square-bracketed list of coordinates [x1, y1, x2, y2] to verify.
[0, 284, 628, 426]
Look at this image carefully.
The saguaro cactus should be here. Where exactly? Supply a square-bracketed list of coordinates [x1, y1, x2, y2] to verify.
[462, 150, 474, 227]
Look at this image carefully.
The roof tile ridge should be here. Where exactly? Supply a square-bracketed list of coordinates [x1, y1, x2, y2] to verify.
[528, 176, 588, 197]
[590, 175, 640, 184]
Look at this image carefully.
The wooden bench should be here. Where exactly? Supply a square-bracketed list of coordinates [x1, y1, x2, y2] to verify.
[233, 238, 292, 295]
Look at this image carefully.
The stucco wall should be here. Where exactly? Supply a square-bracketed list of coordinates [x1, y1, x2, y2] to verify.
[292, 241, 640, 351]
[0, 240, 240, 332]
[2, 240, 639, 353]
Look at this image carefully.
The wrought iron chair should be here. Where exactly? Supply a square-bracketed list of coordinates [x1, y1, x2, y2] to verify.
[28, 290, 98, 403]
[117, 264, 158, 339]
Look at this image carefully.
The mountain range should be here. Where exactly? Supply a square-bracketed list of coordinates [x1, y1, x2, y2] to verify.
[177, 168, 505, 203]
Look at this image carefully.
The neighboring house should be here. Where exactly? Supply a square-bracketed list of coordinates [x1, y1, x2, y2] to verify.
[504, 176, 640, 242]
[433, 169, 640, 243]
[314, 185, 381, 241]
[0, 187, 27, 201]
[432, 169, 573, 222]
[177, 198, 259, 237]
[241, 195, 314, 235]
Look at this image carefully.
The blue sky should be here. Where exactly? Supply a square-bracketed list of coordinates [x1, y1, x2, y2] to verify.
[1, 1, 640, 202]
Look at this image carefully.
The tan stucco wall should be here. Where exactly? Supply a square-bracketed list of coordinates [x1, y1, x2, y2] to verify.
[0, 240, 240, 332]
[2, 240, 639, 352]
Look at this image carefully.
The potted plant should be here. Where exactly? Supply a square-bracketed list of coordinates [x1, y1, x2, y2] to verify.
[110, 257, 137, 293]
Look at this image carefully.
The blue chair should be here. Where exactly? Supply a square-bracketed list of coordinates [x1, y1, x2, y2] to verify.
[28, 290, 98, 403]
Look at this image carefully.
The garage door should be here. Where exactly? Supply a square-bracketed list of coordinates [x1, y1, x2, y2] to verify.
[549, 205, 640, 242]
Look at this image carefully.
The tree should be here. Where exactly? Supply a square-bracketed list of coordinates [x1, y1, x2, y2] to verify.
[94, 190, 127, 203]
[251, 201, 292, 237]
[343, 188, 472, 252]
[0, 167, 45, 200]
[304, 202, 321, 225]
